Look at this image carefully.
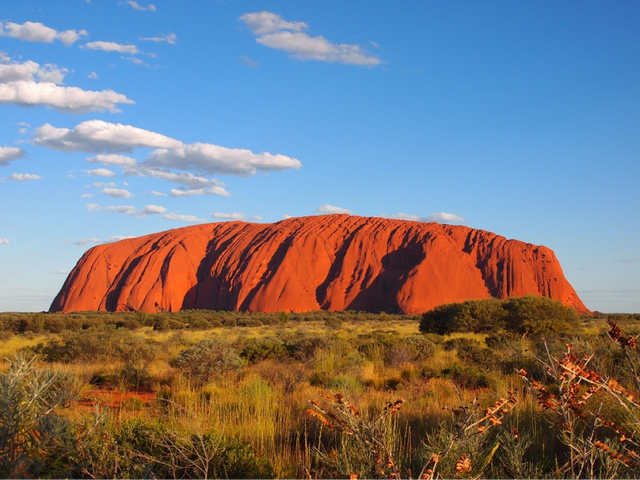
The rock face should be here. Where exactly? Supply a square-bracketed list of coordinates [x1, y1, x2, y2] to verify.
[50, 215, 588, 314]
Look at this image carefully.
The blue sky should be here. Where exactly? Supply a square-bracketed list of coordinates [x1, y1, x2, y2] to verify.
[0, 1, 638, 313]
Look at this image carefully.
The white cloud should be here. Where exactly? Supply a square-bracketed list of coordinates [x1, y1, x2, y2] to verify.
[126, 1, 157, 12]
[240, 11, 381, 66]
[0, 146, 26, 166]
[140, 32, 176, 44]
[387, 213, 421, 222]
[85, 168, 116, 177]
[426, 212, 466, 224]
[89, 181, 116, 188]
[102, 187, 133, 198]
[70, 235, 135, 246]
[148, 190, 166, 196]
[83, 41, 139, 54]
[163, 212, 206, 222]
[140, 204, 167, 215]
[145, 142, 301, 176]
[17, 122, 30, 134]
[81, 193, 93, 198]
[34, 120, 182, 152]
[87, 153, 137, 167]
[0, 238, 9, 245]
[87, 71, 99, 80]
[71, 237, 102, 246]
[87, 203, 164, 217]
[9, 173, 42, 181]
[240, 11, 307, 36]
[317, 204, 353, 214]
[0, 21, 87, 46]
[211, 212, 247, 221]
[170, 186, 230, 197]
[0, 56, 133, 113]
[129, 166, 223, 188]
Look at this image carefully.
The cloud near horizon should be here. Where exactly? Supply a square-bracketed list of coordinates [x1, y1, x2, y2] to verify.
[240, 11, 381, 66]
[86, 202, 166, 217]
[384, 212, 467, 224]
[0, 21, 87, 46]
[316, 204, 353, 214]
[0, 55, 133, 113]
[163, 212, 206, 222]
[211, 212, 261, 221]
[426, 212, 466, 223]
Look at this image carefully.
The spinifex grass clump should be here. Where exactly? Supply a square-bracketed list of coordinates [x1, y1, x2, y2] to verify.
[307, 389, 518, 479]
[518, 320, 640, 478]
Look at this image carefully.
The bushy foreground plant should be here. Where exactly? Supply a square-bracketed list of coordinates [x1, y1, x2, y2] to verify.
[0, 354, 105, 478]
[307, 389, 518, 479]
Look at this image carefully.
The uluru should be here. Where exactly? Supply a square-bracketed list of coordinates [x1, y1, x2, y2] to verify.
[50, 214, 588, 314]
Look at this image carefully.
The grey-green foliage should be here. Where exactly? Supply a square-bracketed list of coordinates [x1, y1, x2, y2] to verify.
[171, 338, 244, 385]
[420, 295, 579, 335]
[0, 353, 103, 478]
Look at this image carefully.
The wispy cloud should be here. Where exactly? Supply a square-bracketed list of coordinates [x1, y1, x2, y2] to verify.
[69, 235, 135, 246]
[87, 153, 137, 167]
[211, 212, 261, 221]
[382, 212, 467, 224]
[163, 212, 206, 222]
[0, 55, 133, 113]
[240, 56, 259, 68]
[83, 41, 139, 54]
[9, 173, 42, 181]
[240, 11, 381, 66]
[615, 258, 640, 264]
[0, 21, 87, 46]
[125, 1, 156, 12]
[140, 32, 176, 44]
[316, 204, 353, 214]
[0, 238, 9, 245]
[86, 202, 166, 217]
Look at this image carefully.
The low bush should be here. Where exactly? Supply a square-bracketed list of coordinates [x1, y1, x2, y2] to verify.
[171, 338, 244, 386]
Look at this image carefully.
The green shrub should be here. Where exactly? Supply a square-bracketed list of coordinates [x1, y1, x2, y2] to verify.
[420, 296, 580, 336]
[240, 336, 288, 363]
[502, 295, 580, 334]
[171, 338, 244, 385]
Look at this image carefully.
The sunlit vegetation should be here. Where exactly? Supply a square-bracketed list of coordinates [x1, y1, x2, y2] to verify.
[0, 303, 639, 478]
